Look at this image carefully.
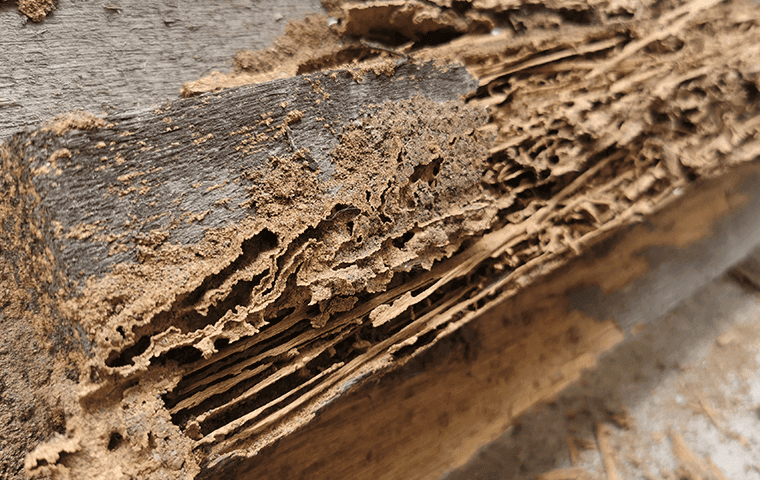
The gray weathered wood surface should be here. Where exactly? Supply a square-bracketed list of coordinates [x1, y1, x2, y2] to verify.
[0, 0, 322, 139]
[18, 61, 475, 283]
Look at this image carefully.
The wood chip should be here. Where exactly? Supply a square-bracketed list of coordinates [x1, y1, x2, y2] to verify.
[668, 428, 730, 480]
[596, 423, 622, 480]
[688, 396, 751, 449]
[537, 467, 593, 480]
[567, 436, 581, 466]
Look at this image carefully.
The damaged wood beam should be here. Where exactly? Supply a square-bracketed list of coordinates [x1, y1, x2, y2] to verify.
[228, 160, 760, 480]
[11, 61, 499, 479]
[3, 0, 759, 478]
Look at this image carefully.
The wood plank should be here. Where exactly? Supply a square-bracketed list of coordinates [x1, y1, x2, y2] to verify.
[11, 60, 494, 480]
[0, 0, 323, 140]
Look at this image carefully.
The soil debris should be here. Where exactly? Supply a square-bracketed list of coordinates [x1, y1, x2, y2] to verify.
[12, 0, 56, 22]
[42, 111, 107, 136]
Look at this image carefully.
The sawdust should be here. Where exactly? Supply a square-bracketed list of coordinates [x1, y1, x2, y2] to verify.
[536, 467, 593, 480]
[42, 111, 107, 136]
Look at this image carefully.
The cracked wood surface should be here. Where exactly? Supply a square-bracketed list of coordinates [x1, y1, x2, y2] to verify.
[227, 161, 760, 480]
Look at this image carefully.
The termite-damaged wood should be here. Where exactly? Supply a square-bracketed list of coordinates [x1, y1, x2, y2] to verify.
[223, 161, 760, 480]
[12, 60, 498, 479]
[20, 61, 480, 283]
[4, 0, 760, 478]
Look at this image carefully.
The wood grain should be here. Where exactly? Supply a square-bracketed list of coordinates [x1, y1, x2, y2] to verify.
[19, 61, 476, 283]
[0, 0, 322, 140]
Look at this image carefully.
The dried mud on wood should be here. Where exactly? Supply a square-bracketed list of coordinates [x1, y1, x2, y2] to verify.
[1, 0, 55, 22]
[2, 0, 759, 478]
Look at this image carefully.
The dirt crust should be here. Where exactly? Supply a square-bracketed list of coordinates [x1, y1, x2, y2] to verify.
[0, 141, 80, 479]
[4, 0, 56, 21]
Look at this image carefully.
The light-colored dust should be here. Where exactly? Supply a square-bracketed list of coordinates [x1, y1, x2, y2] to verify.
[42, 111, 107, 136]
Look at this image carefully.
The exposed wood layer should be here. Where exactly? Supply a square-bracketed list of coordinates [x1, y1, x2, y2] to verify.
[220, 160, 760, 480]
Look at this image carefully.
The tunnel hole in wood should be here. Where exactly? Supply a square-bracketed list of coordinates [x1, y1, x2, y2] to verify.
[557, 7, 596, 25]
[104, 230, 282, 368]
[175, 229, 278, 312]
[163, 315, 309, 415]
[180, 271, 269, 333]
[162, 263, 477, 438]
[177, 306, 300, 384]
[161, 346, 204, 366]
[107, 432, 124, 451]
[393, 231, 415, 250]
[194, 340, 345, 437]
[106, 335, 151, 368]
[213, 338, 230, 351]
[409, 156, 443, 187]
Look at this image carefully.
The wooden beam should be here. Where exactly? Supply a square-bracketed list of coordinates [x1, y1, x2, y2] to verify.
[0, 0, 323, 140]
[216, 161, 760, 480]
[5, 0, 760, 478]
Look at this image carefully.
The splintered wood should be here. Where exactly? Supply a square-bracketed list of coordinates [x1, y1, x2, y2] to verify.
[9, 0, 760, 478]
[669, 429, 731, 480]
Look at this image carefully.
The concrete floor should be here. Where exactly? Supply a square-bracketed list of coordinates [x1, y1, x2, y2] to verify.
[445, 266, 760, 479]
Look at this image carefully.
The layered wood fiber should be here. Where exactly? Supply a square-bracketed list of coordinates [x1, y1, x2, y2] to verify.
[2, 0, 758, 478]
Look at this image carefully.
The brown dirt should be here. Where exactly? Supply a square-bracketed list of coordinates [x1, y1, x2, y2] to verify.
[42, 111, 107, 136]
[0, 142, 81, 478]
[13, 0, 55, 22]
